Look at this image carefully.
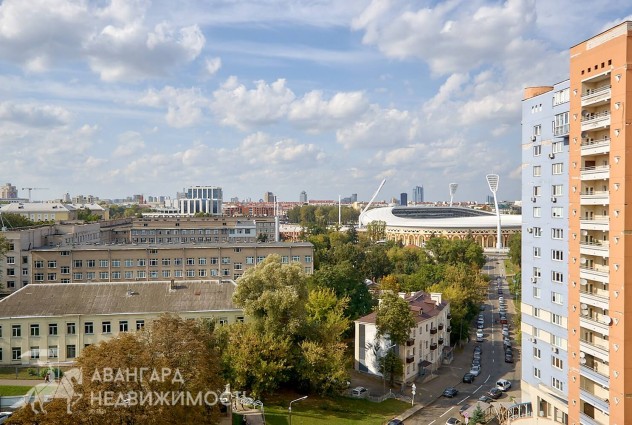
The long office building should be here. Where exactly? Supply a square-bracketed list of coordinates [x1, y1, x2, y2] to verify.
[519, 21, 632, 425]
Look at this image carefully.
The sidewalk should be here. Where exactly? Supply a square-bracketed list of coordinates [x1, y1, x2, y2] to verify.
[0, 378, 40, 387]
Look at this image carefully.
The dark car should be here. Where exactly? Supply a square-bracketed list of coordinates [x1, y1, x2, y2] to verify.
[478, 395, 494, 403]
[505, 354, 514, 363]
[473, 345, 482, 354]
[387, 420, 403, 425]
[498, 289, 503, 294]
[462, 373, 475, 383]
[443, 387, 459, 398]
[459, 404, 470, 415]
[487, 388, 502, 399]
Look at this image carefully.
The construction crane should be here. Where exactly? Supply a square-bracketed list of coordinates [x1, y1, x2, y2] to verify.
[21, 187, 48, 202]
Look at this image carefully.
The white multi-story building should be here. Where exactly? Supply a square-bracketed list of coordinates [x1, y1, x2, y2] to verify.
[178, 186, 222, 216]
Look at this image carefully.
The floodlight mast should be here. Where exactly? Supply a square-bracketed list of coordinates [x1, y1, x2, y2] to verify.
[359, 179, 386, 228]
[486, 174, 502, 250]
[449, 183, 458, 207]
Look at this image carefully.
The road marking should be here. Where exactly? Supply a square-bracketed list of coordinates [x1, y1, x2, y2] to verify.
[428, 421, 436, 425]
[484, 374, 491, 383]
[439, 406, 455, 418]
[473, 385, 483, 394]
[457, 396, 470, 404]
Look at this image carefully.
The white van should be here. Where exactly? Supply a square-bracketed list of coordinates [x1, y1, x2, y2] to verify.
[496, 379, 511, 391]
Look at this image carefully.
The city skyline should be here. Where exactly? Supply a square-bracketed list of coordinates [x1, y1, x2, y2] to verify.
[1, 1, 631, 202]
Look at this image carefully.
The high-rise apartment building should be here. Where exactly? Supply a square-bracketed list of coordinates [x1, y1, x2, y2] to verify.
[299, 191, 307, 203]
[179, 186, 222, 215]
[520, 22, 632, 425]
[0, 183, 17, 199]
[263, 192, 275, 203]
[521, 80, 570, 424]
[412, 186, 424, 203]
[400, 192, 408, 206]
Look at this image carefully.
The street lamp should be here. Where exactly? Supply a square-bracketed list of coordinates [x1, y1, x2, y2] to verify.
[486, 174, 502, 250]
[289, 395, 307, 425]
[449, 183, 458, 207]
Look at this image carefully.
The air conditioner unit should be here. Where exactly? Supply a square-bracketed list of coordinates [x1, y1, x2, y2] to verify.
[531, 135, 537, 142]
[552, 347, 559, 354]
[531, 277, 537, 283]
[527, 227, 533, 233]
[551, 197, 557, 203]
[531, 197, 537, 202]
[530, 338, 537, 343]
[549, 153, 555, 159]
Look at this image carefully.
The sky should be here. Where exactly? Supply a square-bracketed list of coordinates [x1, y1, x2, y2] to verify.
[2, 0, 632, 204]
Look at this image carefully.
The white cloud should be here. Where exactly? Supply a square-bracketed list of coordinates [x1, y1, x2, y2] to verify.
[336, 106, 418, 149]
[204, 57, 222, 77]
[113, 131, 146, 157]
[0, 101, 72, 127]
[211, 77, 296, 130]
[139, 86, 208, 127]
[288, 90, 369, 132]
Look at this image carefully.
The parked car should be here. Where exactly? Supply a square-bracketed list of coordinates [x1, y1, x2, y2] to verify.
[473, 345, 482, 354]
[443, 387, 459, 398]
[478, 395, 494, 403]
[505, 353, 514, 363]
[498, 289, 503, 295]
[473, 351, 482, 360]
[459, 404, 470, 415]
[387, 419, 403, 425]
[469, 364, 481, 376]
[463, 373, 475, 383]
[487, 387, 503, 399]
[497, 379, 512, 391]
[351, 386, 368, 397]
[446, 418, 461, 425]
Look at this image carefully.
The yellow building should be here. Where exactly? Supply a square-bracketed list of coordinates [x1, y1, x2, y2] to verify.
[0, 280, 242, 366]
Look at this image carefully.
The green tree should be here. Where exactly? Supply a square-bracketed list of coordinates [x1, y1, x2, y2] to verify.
[232, 254, 308, 337]
[375, 293, 415, 346]
[77, 207, 100, 222]
[508, 232, 522, 266]
[310, 261, 374, 320]
[0, 213, 34, 228]
[366, 220, 386, 241]
[297, 340, 348, 395]
[303, 287, 349, 344]
[361, 244, 393, 282]
[378, 349, 403, 388]
[469, 403, 485, 424]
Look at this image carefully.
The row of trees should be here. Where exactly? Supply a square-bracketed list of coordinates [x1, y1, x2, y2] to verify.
[286, 205, 359, 228]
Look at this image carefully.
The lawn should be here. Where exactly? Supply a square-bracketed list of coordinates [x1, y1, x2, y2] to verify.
[0, 385, 33, 396]
[0, 367, 42, 380]
[234, 396, 408, 425]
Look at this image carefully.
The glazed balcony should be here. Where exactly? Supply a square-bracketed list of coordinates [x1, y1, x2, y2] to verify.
[580, 165, 610, 181]
[581, 111, 610, 132]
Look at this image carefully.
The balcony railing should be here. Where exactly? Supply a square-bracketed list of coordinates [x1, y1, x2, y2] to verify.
[580, 364, 610, 389]
[579, 265, 609, 275]
[406, 355, 415, 364]
[406, 339, 415, 347]
[580, 386, 610, 414]
[580, 110, 610, 123]
[430, 328, 437, 335]
[582, 84, 611, 99]
[438, 323, 444, 330]
[447, 326, 452, 333]
[579, 289, 609, 301]
[580, 338, 609, 354]
[438, 337, 444, 345]
[430, 343, 437, 351]
[446, 313, 451, 319]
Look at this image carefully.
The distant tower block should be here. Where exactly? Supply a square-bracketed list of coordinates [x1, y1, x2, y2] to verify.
[449, 183, 458, 207]
[485, 174, 502, 250]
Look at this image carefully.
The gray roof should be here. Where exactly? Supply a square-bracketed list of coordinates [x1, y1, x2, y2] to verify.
[0, 280, 239, 318]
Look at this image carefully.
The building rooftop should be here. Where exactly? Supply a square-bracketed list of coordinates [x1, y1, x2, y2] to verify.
[0, 280, 240, 318]
[31, 241, 314, 251]
[0, 202, 75, 213]
[356, 291, 448, 324]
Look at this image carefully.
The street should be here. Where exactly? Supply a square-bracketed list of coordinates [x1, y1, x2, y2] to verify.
[407, 254, 521, 424]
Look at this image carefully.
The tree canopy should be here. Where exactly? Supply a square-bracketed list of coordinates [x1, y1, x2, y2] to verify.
[375, 293, 415, 346]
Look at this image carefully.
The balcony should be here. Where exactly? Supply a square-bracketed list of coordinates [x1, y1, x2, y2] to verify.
[430, 327, 437, 335]
[580, 240, 609, 257]
[438, 323, 444, 330]
[406, 355, 415, 364]
[581, 137, 610, 156]
[438, 337, 444, 345]
[580, 364, 610, 389]
[554, 124, 569, 136]
[447, 313, 452, 319]
[447, 326, 452, 333]
[580, 217, 609, 231]
[406, 339, 415, 347]
[580, 165, 610, 181]
[580, 339, 609, 362]
[580, 315, 611, 336]
[430, 342, 438, 351]
[580, 265, 609, 284]
[579, 413, 602, 425]
[580, 191, 609, 206]
[581, 111, 610, 132]
[581, 85, 611, 107]
[580, 387, 610, 415]
[580, 289, 609, 310]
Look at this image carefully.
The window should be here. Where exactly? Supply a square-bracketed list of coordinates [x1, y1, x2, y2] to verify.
[162, 258, 171, 266]
[198, 258, 207, 265]
[222, 269, 230, 276]
[49, 324, 58, 336]
[119, 321, 128, 332]
[85, 322, 94, 334]
[533, 227, 542, 237]
[533, 207, 541, 218]
[533, 267, 541, 278]
[12, 347, 21, 361]
[533, 145, 542, 156]
[551, 292, 563, 305]
[99, 272, 109, 279]
[112, 271, 121, 279]
[554, 112, 569, 136]
[551, 271, 564, 283]
[533, 186, 541, 196]
[552, 141, 563, 153]
[149, 271, 158, 278]
[533, 247, 541, 258]
[61, 266, 70, 274]
[6, 256, 15, 264]
[66, 345, 76, 359]
[137, 271, 146, 278]
[137, 259, 146, 267]
[31, 347, 40, 359]
[34, 260, 44, 268]
[149, 258, 158, 266]
[198, 269, 207, 277]
[236, 316, 245, 323]
[552, 314, 562, 326]
[533, 124, 541, 136]
[552, 185, 563, 196]
[86, 272, 95, 280]
[246, 257, 255, 265]
[47, 273, 56, 281]
[234, 263, 242, 270]
[533, 307, 540, 317]
[136, 320, 145, 330]
[6, 268, 15, 277]
[47, 260, 57, 268]
[533, 287, 541, 299]
[30, 324, 39, 337]
[99, 260, 109, 267]
[292, 255, 301, 263]
[87, 260, 96, 268]
[73, 272, 83, 280]
[551, 335, 564, 348]
[218, 317, 229, 326]
[67, 323, 76, 335]
[102, 322, 111, 334]
[186, 258, 195, 265]
[221, 257, 230, 264]
[162, 270, 171, 278]
[48, 346, 58, 358]
[552, 356, 563, 369]
[552, 377, 564, 392]
[12, 325, 21, 337]
[553, 88, 569, 106]
[305, 256, 312, 263]
[125, 259, 134, 267]
[552, 207, 563, 218]
[552, 163, 563, 174]
[534, 367, 541, 379]
[34, 273, 44, 282]
[112, 260, 121, 267]
[533, 327, 539, 337]
[551, 228, 563, 239]
[124, 271, 133, 279]
[552, 250, 564, 261]
[256, 256, 265, 264]
[210, 257, 218, 265]
[533, 347, 541, 359]
[73, 260, 83, 268]
[174, 270, 183, 277]
[186, 270, 195, 277]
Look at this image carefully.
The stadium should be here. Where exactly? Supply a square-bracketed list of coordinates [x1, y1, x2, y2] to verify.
[359, 206, 522, 249]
